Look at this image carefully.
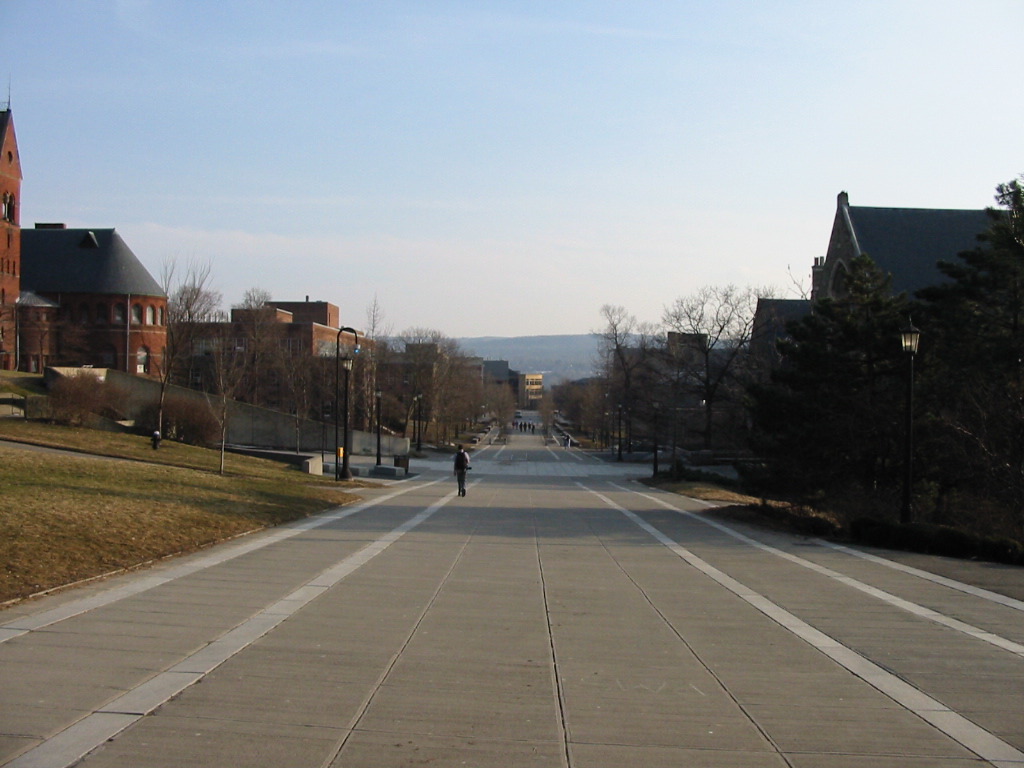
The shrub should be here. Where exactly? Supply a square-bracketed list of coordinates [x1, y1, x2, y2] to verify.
[137, 395, 219, 446]
[47, 373, 111, 426]
[929, 526, 975, 559]
[848, 516, 1024, 565]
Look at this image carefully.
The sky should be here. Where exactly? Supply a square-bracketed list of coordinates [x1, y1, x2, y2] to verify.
[3, 1, 1022, 338]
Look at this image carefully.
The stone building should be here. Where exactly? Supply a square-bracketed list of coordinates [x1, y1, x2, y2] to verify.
[811, 191, 991, 302]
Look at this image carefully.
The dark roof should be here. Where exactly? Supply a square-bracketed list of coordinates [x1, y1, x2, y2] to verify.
[847, 206, 992, 295]
[18, 290, 60, 308]
[21, 228, 165, 298]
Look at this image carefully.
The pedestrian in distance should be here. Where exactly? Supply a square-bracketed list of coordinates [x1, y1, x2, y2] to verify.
[151, 430, 162, 450]
[453, 444, 471, 497]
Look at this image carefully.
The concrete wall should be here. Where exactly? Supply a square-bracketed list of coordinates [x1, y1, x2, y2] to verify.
[47, 367, 409, 456]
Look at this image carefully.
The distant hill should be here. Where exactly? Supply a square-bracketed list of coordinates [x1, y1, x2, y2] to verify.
[459, 334, 601, 384]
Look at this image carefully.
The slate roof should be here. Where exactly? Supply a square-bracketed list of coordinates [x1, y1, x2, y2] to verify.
[17, 290, 59, 308]
[846, 205, 992, 295]
[21, 228, 165, 298]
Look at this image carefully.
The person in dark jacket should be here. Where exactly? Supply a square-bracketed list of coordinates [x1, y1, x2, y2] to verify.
[453, 445, 471, 497]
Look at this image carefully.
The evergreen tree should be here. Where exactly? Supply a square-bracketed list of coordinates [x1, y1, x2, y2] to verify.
[917, 178, 1024, 525]
[749, 255, 909, 505]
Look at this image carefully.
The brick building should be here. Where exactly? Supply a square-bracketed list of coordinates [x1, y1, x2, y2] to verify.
[0, 109, 167, 374]
[20, 225, 167, 374]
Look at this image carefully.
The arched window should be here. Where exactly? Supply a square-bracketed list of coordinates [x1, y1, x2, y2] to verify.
[113, 303, 126, 324]
[100, 346, 117, 368]
[158, 306, 165, 325]
[136, 346, 150, 374]
[145, 305, 155, 325]
[131, 303, 143, 324]
[829, 263, 850, 299]
[96, 304, 108, 324]
[79, 304, 90, 325]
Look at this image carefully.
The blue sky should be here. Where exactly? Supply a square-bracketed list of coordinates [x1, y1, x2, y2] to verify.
[3, 1, 1022, 337]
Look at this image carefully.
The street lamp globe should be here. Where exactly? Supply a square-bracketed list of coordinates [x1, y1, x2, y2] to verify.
[900, 320, 921, 355]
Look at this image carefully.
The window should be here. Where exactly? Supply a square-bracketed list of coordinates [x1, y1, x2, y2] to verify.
[113, 303, 126, 324]
[136, 346, 150, 374]
[145, 305, 155, 325]
[100, 346, 117, 367]
[158, 306, 165, 325]
[131, 303, 143, 324]
[96, 304, 108, 324]
[79, 304, 90, 324]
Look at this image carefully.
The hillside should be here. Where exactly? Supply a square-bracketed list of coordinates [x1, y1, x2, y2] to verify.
[459, 334, 601, 384]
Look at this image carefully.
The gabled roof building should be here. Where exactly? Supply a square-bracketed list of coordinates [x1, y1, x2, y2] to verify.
[811, 191, 991, 302]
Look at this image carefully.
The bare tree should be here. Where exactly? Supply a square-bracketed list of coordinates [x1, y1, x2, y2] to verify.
[661, 285, 764, 449]
[597, 304, 659, 453]
[358, 295, 392, 431]
[202, 323, 248, 474]
[158, 258, 222, 434]
[233, 286, 284, 408]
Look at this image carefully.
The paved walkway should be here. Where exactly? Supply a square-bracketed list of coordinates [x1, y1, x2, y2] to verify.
[2, 433, 1023, 767]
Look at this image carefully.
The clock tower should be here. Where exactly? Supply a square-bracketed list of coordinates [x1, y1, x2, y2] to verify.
[0, 108, 21, 370]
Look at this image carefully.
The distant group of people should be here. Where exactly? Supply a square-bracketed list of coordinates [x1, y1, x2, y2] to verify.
[512, 421, 536, 434]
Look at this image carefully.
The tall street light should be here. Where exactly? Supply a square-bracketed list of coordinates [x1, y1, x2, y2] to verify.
[335, 326, 359, 481]
[651, 402, 660, 479]
[617, 404, 623, 462]
[900, 319, 921, 524]
[375, 389, 383, 466]
[414, 393, 423, 452]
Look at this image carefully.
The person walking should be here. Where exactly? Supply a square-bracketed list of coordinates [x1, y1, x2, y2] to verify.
[453, 444, 471, 497]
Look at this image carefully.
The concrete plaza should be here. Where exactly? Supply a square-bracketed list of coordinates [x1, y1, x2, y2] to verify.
[2, 433, 1023, 767]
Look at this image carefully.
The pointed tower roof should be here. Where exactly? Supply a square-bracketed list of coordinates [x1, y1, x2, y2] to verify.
[0, 108, 22, 183]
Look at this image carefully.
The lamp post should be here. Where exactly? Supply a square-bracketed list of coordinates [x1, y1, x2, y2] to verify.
[651, 402, 660, 479]
[616, 404, 624, 462]
[375, 389, 383, 466]
[335, 326, 359, 481]
[900, 320, 921, 524]
[414, 393, 423, 452]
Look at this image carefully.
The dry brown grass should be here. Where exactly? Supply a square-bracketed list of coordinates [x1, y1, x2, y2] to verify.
[0, 423, 362, 605]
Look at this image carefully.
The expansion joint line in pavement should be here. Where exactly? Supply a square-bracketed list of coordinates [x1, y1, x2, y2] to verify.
[318, 488, 475, 768]
[616, 483, 1024, 660]
[533, 516, 573, 768]
[579, 509, 794, 767]
[5, 480, 455, 768]
[0, 478, 444, 644]
[577, 481, 1024, 768]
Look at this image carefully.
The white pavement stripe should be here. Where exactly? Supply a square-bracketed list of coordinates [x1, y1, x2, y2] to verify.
[0, 479, 443, 642]
[581, 482, 1024, 768]
[821, 540, 1024, 613]
[618, 483, 1024, 659]
[6, 485, 459, 768]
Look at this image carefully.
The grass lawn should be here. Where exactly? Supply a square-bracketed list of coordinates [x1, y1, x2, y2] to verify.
[0, 420, 362, 605]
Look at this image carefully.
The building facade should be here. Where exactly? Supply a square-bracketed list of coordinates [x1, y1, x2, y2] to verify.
[811, 191, 991, 302]
[20, 225, 167, 374]
[0, 109, 21, 370]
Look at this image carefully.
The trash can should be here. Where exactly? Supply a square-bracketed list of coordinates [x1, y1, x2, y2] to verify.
[394, 455, 410, 474]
